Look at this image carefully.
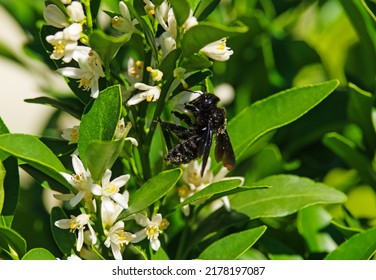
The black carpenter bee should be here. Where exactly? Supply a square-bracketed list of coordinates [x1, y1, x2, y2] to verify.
[160, 93, 236, 176]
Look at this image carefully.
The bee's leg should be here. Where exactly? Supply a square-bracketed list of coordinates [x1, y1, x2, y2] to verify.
[171, 110, 193, 126]
[158, 120, 194, 139]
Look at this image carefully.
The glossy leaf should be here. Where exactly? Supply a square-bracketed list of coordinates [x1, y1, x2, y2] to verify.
[231, 174, 347, 219]
[118, 169, 182, 219]
[323, 132, 376, 189]
[86, 139, 126, 181]
[22, 248, 56, 260]
[297, 206, 337, 253]
[194, 0, 220, 21]
[198, 226, 267, 260]
[0, 157, 19, 227]
[325, 227, 376, 260]
[0, 134, 68, 189]
[170, 0, 190, 26]
[78, 85, 121, 167]
[24, 96, 84, 120]
[181, 22, 248, 57]
[50, 207, 75, 256]
[226, 80, 339, 166]
[176, 178, 243, 208]
[347, 83, 376, 153]
[90, 30, 131, 70]
[0, 225, 26, 258]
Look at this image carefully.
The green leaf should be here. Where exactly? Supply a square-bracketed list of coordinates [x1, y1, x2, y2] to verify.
[347, 83, 376, 153]
[78, 85, 122, 167]
[297, 206, 337, 253]
[0, 157, 19, 227]
[50, 207, 75, 256]
[339, 0, 376, 91]
[325, 227, 376, 260]
[118, 169, 182, 219]
[194, 0, 220, 21]
[176, 178, 243, 208]
[323, 132, 376, 189]
[22, 248, 56, 260]
[86, 139, 125, 181]
[151, 246, 170, 260]
[198, 226, 267, 260]
[231, 174, 347, 219]
[0, 225, 27, 259]
[126, 2, 158, 62]
[0, 134, 68, 189]
[90, 30, 131, 70]
[330, 220, 362, 239]
[24, 96, 84, 120]
[170, 0, 191, 26]
[226, 80, 339, 166]
[0, 117, 9, 134]
[181, 22, 248, 57]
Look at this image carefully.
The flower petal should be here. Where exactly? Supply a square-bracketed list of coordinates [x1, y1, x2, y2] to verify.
[127, 92, 146, 105]
[70, 191, 85, 207]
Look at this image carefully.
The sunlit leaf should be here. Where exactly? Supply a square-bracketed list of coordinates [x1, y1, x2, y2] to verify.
[0, 134, 68, 189]
[198, 226, 267, 260]
[0, 226, 26, 259]
[231, 174, 347, 219]
[78, 85, 121, 167]
[226, 80, 339, 168]
[22, 248, 56, 260]
[118, 168, 182, 219]
[325, 227, 376, 260]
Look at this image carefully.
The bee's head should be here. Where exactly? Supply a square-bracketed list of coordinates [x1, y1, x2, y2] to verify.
[190, 93, 220, 109]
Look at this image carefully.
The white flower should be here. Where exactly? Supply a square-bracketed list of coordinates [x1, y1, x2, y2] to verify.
[57, 47, 105, 98]
[178, 159, 244, 215]
[126, 58, 144, 85]
[46, 31, 78, 63]
[66, 254, 81, 260]
[61, 125, 79, 143]
[43, 4, 68, 28]
[61, 0, 72, 4]
[200, 38, 234, 61]
[182, 10, 198, 31]
[91, 169, 130, 210]
[112, 1, 137, 34]
[104, 221, 135, 260]
[146, 66, 163, 81]
[158, 32, 176, 58]
[101, 192, 128, 226]
[60, 155, 101, 207]
[54, 214, 97, 252]
[132, 213, 168, 251]
[127, 83, 161, 105]
[143, 0, 155, 15]
[63, 22, 83, 42]
[114, 119, 139, 146]
[66, 1, 86, 22]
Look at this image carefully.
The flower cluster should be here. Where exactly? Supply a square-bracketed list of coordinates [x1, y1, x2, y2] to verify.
[55, 155, 167, 259]
[43, 0, 105, 98]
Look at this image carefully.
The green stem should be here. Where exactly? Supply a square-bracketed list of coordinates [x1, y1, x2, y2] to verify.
[82, 0, 93, 32]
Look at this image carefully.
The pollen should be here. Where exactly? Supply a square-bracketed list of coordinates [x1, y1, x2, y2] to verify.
[53, 41, 65, 55]
[146, 95, 153, 102]
[148, 9, 155, 16]
[217, 40, 226, 51]
[112, 16, 121, 27]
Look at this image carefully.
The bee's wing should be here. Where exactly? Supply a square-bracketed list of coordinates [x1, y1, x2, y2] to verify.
[199, 126, 213, 177]
[215, 130, 236, 171]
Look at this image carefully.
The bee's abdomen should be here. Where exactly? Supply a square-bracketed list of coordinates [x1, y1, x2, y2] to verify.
[164, 135, 201, 165]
